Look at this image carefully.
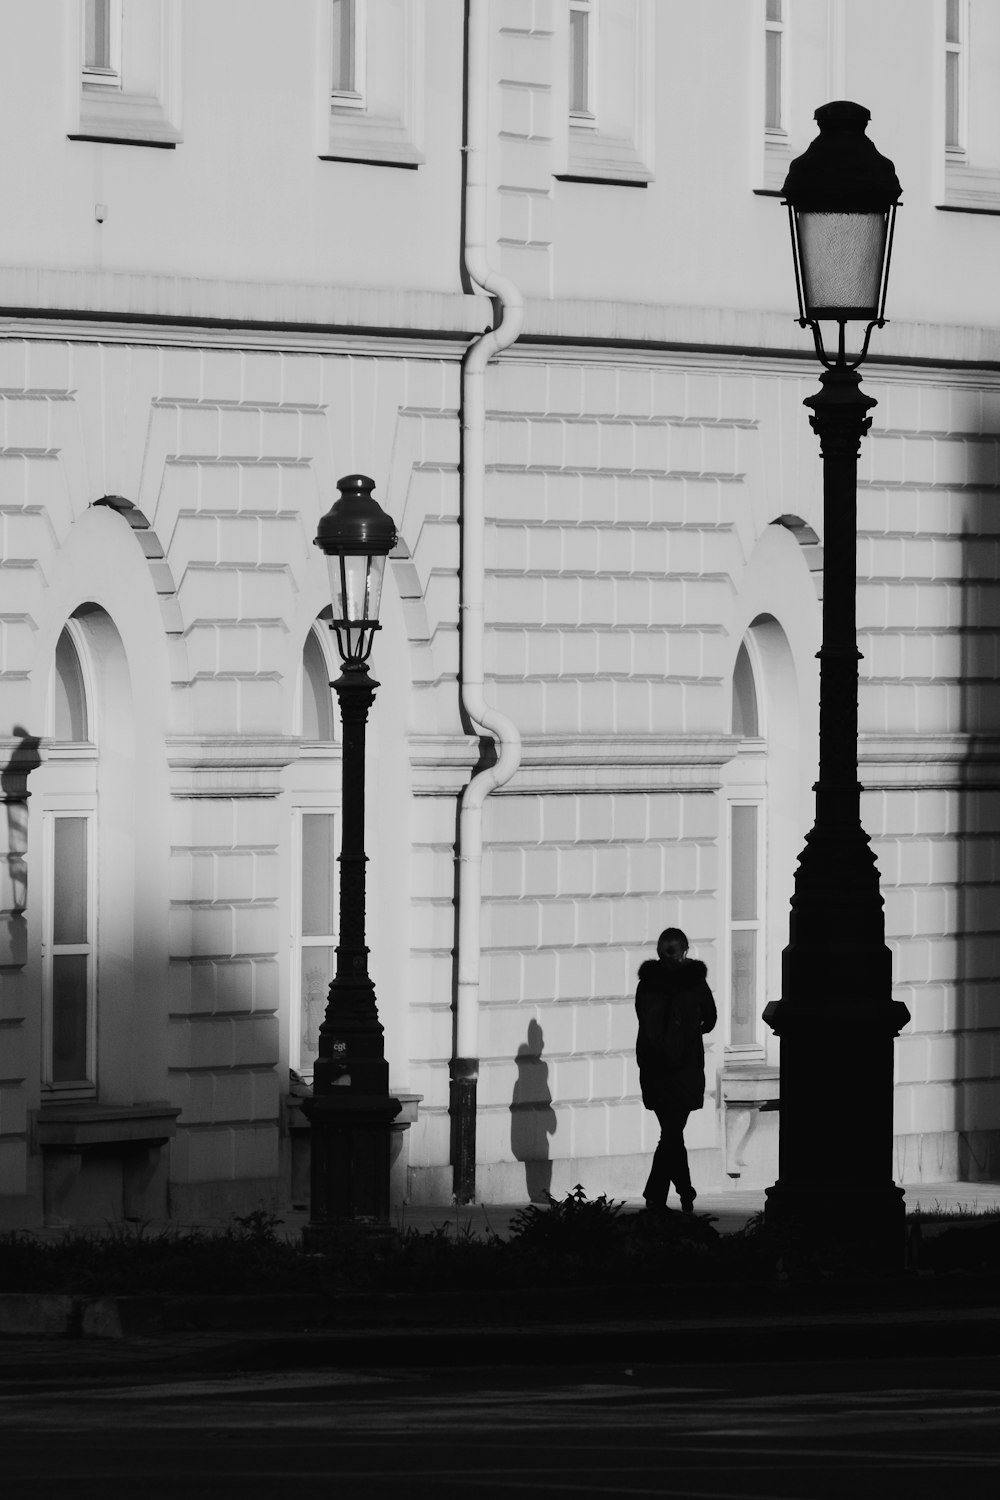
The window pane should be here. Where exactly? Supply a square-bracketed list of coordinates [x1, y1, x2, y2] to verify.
[946, 0, 960, 45]
[731, 805, 758, 922]
[570, 8, 589, 114]
[365, 554, 387, 623]
[765, 30, 782, 130]
[946, 52, 961, 149]
[300, 945, 336, 1070]
[302, 814, 337, 938]
[54, 629, 88, 742]
[798, 211, 888, 314]
[730, 930, 757, 1046]
[766, 0, 782, 21]
[53, 818, 89, 945]
[51, 954, 89, 1081]
[331, 0, 355, 92]
[302, 631, 335, 740]
[732, 642, 759, 737]
[85, 0, 111, 70]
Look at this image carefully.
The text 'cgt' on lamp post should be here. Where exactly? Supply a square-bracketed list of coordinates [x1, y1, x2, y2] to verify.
[763, 102, 910, 1273]
[301, 473, 401, 1245]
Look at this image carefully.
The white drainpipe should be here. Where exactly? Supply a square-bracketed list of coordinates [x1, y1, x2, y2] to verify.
[452, 0, 524, 1202]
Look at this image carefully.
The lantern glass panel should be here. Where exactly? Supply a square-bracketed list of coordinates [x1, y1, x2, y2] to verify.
[797, 210, 888, 318]
[343, 552, 371, 622]
[326, 552, 373, 624]
[365, 554, 387, 623]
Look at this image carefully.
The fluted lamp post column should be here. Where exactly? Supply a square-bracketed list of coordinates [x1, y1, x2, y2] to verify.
[763, 102, 910, 1273]
[302, 474, 400, 1242]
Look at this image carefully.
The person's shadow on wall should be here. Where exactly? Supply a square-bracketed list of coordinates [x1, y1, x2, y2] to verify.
[510, 1019, 557, 1203]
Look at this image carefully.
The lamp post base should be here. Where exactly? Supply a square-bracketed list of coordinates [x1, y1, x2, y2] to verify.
[301, 1091, 401, 1239]
[764, 1181, 907, 1278]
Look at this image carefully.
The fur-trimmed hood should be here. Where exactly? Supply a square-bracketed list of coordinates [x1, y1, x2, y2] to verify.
[637, 957, 708, 988]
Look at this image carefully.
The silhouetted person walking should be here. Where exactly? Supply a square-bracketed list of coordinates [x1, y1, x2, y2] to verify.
[635, 927, 717, 1213]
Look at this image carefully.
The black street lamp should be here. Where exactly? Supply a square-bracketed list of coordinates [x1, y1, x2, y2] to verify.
[763, 103, 910, 1272]
[302, 474, 400, 1238]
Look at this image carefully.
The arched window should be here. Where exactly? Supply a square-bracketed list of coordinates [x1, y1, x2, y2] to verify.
[726, 636, 765, 1053]
[53, 628, 89, 742]
[45, 621, 100, 1092]
[731, 641, 759, 738]
[301, 626, 336, 742]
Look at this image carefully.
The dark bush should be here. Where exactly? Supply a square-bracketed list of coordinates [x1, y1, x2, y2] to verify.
[0, 1190, 780, 1297]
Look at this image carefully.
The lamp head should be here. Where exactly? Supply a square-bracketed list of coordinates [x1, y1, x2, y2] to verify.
[782, 101, 902, 366]
[314, 474, 397, 665]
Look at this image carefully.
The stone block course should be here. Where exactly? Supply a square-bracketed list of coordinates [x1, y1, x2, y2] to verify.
[519, 949, 558, 1003]
[570, 1101, 610, 1159]
[226, 1122, 278, 1182]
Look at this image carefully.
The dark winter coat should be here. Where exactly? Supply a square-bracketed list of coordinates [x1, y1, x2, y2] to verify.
[635, 958, 718, 1114]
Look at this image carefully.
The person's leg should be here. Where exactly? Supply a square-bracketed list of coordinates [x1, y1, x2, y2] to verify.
[661, 1105, 695, 1210]
[642, 1108, 672, 1207]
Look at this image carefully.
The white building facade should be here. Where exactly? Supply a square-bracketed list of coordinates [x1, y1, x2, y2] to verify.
[2, 0, 1000, 1226]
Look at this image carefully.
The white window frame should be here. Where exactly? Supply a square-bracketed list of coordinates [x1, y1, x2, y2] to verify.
[320, 0, 424, 167]
[331, 0, 366, 108]
[82, 0, 123, 89]
[559, 0, 654, 186]
[41, 808, 98, 1097]
[938, 0, 1000, 212]
[764, 0, 787, 138]
[72, 0, 182, 149]
[945, 0, 968, 158]
[290, 807, 340, 1080]
[299, 622, 339, 744]
[569, 0, 597, 127]
[755, 0, 793, 193]
[727, 799, 766, 1055]
[49, 623, 94, 747]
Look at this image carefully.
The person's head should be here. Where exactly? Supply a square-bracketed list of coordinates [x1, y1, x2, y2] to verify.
[657, 927, 689, 966]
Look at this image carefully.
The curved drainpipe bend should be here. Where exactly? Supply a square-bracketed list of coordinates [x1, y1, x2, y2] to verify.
[452, 0, 524, 1204]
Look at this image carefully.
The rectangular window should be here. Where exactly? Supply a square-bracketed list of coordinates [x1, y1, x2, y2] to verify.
[83, 0, 121, 88]
[74, 0, 182, 147]
[45, 813, 96, 1090]
[322, 0, 422, 166]
[331, 0, 364, 103]
[729, 804, 761, 1047]
[945, 0, 966, 155]
[294, 812, 338, 1077]
[569, 0, 595, 121]
[765, 0, 784, 133]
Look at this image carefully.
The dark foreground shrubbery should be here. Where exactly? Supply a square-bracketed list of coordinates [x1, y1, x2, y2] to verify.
[0, 1189, 777, 1297]
[5, 1189, 997, 1297]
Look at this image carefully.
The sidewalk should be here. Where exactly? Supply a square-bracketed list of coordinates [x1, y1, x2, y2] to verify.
[283, 1178, 1000, 1244]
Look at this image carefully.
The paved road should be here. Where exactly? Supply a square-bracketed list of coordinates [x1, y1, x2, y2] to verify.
[2, 1342, 999, 1497]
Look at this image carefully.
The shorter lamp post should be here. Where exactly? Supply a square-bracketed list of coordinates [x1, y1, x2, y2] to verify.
[763, 102, 910, 1272]
[301, 474, 400, 1240]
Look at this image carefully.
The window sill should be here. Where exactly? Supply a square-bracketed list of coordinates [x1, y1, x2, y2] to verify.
[753, 133, 793, 197]
[938, 160, 1000, 215]
[34, 1102, 181, 1150]
[720, 1062, 778, 1101]
[321, 109, 424, 168]
[70, 87, 182, 149]
[559, 128, 653, 186]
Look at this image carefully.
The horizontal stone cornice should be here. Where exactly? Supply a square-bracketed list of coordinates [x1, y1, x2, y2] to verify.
[166, 736, 301, 799]
[409, 734, 481, 796]
[0, 267, 483, 345]
[508, 735, 735, 794]
[860, 733, 1000, 789]
[4, 277, 1000, 377]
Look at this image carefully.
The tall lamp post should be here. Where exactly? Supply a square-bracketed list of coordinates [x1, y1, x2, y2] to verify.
[302, 474, 400, 1239]
[763, 102, 910, 1272]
